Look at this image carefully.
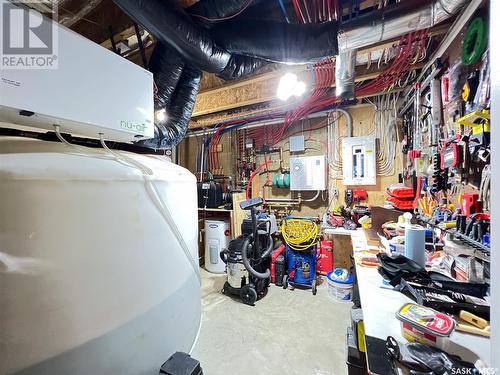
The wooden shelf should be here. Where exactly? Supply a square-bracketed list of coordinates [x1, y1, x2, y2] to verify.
[198, 207, 232, 213]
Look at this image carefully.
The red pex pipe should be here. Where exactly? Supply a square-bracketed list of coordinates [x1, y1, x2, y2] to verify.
[246, 160, 271, 199]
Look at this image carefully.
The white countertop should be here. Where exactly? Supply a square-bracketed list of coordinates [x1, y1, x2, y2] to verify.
[351, 231, 491, 370]
[322, 226, 359, 236]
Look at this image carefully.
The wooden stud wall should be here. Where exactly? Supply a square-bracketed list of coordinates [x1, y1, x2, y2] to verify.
[179, 105, 403, 215]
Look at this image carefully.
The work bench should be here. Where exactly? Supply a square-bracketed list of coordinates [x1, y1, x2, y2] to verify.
[348, 230, 491, 374]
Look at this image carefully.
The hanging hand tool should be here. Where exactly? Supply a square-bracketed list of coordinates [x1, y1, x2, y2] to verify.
[460, 193, 481, 217]
[456, 310, 490, 337]
[440, 136, 462, 170]
[462, 212, 490, 245]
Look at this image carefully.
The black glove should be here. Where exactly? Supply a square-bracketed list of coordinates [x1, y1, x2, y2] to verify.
[386, 336, 477, 375]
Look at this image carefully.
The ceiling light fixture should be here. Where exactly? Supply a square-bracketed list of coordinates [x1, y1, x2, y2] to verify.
[293, 81, 306, 97]
[277, 73, 307, 101]
[155, 108, 167, 122]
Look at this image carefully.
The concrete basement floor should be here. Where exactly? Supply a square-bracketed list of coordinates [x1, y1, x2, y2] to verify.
[191, 268, 352, 375]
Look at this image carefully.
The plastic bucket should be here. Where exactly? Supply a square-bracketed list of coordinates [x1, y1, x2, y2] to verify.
[327, 271, 353, 301]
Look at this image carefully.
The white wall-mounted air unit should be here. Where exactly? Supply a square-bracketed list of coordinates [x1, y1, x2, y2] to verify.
[0, 0, 153, 142]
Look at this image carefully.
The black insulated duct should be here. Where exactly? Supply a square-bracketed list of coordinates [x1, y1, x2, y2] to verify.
[113, 0, 339, 73]
[209, 19, 339, 64]
[113, 0, 264, 80]
[113, 0, 229, 72]
[137, 43, 202, 150]
[187, 0, 253, 23]
[111, 0, 339, 149]
[157, 65, 201, 148]
[221, 55, 266, 80]
[149, 43, 185, 109]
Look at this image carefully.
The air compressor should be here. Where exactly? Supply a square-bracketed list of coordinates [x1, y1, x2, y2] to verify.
[220, 197, 273, 305]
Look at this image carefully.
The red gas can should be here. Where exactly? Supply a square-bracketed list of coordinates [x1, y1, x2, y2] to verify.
[316, 240, 334, 275]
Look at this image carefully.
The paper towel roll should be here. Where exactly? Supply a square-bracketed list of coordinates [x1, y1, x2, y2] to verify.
[405, 225, 426, 267]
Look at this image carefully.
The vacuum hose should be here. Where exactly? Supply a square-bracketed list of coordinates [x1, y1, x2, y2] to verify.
[258, 231, 275, 260]
[241, 236, 271, 280]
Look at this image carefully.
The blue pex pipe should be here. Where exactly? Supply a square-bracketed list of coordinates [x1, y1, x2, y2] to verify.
[277, 0, 290, 23]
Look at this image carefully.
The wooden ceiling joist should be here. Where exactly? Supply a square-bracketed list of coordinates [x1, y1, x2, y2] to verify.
[189, 62, 424, 130]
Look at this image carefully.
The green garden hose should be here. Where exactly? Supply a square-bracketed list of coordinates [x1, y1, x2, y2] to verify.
[462, 17, 488, 66]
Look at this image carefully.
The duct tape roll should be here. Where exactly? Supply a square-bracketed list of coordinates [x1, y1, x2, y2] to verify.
[404, 225, 426, 267]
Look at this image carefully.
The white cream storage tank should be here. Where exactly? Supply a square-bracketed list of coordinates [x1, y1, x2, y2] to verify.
[0, 137, 201, 375]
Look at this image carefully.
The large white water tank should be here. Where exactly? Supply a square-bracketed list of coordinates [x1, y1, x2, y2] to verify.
[0, 137, 201, 375]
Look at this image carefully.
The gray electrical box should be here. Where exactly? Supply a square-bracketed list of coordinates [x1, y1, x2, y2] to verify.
[289, 135, 305, 152]
[289, 155, 326, 191]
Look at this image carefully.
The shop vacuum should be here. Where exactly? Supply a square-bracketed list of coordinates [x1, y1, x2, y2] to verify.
[220, 197, 273, 305]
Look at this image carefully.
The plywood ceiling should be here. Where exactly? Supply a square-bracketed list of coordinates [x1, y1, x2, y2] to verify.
[16, 0, 198, 44]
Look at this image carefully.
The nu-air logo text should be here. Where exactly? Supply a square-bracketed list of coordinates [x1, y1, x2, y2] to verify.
[120, 121, 147, 133]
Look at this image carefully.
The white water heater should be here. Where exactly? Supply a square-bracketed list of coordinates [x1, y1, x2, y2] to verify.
[204, 219, 231, 273]
[0, 0, 153, 142]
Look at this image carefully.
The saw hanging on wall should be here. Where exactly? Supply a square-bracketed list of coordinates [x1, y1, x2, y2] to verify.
[440, 136, 462, 170]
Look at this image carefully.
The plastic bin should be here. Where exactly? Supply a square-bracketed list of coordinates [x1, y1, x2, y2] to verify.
[327, 271, 354, 301]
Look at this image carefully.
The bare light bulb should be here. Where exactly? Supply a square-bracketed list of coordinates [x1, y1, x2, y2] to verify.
[277, 73, 297, 101]
[293, 81, 306, 97]
[155, 108, 167, 122]
[277, 72, 307, 101]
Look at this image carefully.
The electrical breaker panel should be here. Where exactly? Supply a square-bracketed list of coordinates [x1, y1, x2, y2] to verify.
[342, 136, 377, 185]
[290, 155, 326, 191]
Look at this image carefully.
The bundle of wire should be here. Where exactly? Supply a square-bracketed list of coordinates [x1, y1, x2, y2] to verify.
[355, 29, 429, 97]
[205, 30, 429, 173]
[302, 29, 430, 115]
[206, 112, 285, 171]
[281, 218, 319, 251]
[290, 0, 339, 23]
[369, 92, 403, 176]
[249, 58, 335, 149]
